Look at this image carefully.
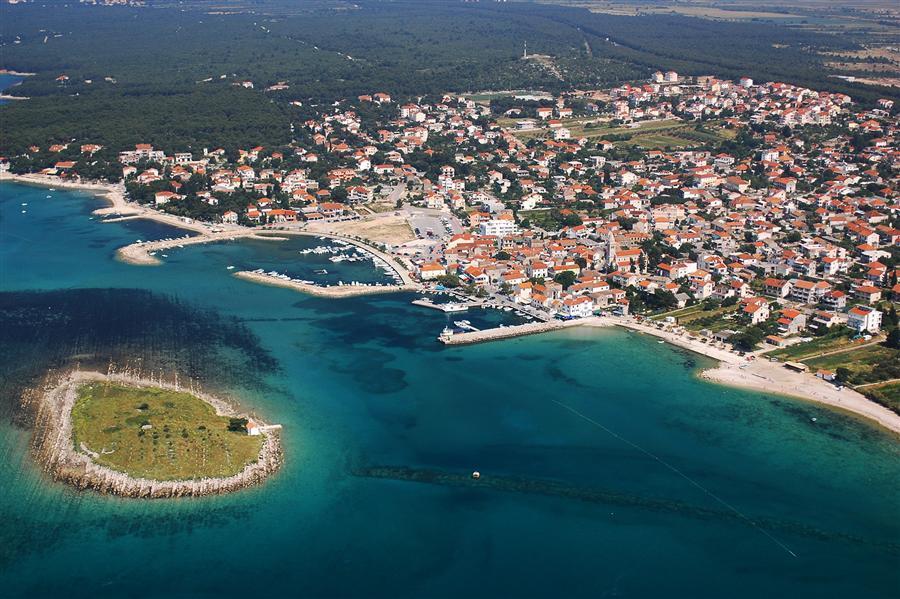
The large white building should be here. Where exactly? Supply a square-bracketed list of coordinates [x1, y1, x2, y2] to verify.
[847, 305, 882, 334]
[561, 296, 594, 319]
[478, 219, 519, 238]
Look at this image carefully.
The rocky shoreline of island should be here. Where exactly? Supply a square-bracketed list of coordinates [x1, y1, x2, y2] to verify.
[26, 370, 283, 498]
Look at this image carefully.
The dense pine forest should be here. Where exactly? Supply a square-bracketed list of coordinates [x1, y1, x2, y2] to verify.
[1, 0, 895, 154]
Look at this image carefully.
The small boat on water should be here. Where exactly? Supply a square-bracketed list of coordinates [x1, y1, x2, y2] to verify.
[314, 269, 328, 275]
[226, 265, 235, 270]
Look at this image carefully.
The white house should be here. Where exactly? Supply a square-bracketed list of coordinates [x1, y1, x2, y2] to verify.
[561, 296, 594, 319]
[478, 219, 519, 238]
[418, 262, 447, 281]
[847, 305, 882, 334]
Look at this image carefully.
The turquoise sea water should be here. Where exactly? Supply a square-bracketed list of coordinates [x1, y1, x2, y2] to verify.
[0, 182, 898, 598]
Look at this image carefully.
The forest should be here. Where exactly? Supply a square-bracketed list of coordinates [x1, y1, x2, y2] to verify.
[1, 0, 896, 154]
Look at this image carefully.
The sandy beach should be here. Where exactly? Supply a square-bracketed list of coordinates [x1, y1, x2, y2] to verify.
[584, 317, 900, 436]
[0, 171, 214, 236]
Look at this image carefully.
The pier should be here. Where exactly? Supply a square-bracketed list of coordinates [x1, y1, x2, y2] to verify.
[438, 318, 590, 345]
[234, 270, 416, 298]
[411, 297, 481, 312]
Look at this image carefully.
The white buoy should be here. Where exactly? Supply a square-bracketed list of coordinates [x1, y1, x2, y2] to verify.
[471, 471, 481, 480]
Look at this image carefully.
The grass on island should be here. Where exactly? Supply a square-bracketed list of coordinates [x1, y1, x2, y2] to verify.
[72, 383, 263, 481]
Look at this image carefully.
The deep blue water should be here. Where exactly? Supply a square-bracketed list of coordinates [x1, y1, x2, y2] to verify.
[0, 182, 898, 598]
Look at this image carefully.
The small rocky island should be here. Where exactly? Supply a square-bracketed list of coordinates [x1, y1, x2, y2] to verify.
[32, 370, 282, 498]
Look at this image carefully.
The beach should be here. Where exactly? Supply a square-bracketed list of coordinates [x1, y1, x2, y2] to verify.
[0, 171, 212, 235]
[588, 317, 900, 436]
[1, 173, 417, 284]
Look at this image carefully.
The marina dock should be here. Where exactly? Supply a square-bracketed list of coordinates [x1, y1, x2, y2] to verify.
[411, 297, 481, 312]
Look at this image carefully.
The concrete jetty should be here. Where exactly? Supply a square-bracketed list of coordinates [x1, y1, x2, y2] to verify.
[439, 318, 592, 345]
[411, 297, 481, 312]
[116, 230, 281, 265]
[234, 270, 416, 298]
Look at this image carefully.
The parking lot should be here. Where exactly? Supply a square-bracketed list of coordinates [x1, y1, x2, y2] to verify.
[407, 210, 462, 240]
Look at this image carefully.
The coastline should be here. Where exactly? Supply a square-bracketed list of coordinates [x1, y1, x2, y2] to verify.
[27, 370, 282, 498]
[446, 315, 900, 435]
[2, 171, 419, 288]
[6, 172, 895, 436]
[591, 318, 900, 436]
[0, 172, 212, 236]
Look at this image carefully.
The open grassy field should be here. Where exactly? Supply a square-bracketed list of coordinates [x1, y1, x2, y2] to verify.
[766, 328, 858, 361]
[677, 305, 740, 332]
[72, 383, 263, 481]
[508, 117, 737, 148]
[805, 343, 900, 384]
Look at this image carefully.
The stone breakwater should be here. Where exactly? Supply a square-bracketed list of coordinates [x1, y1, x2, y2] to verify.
[234, 270, 417, 298]
[116, 231, 281, 266]
[27, 370, 282, 499]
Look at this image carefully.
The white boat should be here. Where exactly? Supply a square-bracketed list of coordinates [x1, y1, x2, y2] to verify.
[226, 265, 235, 270]
[441, 303, 469, 313]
